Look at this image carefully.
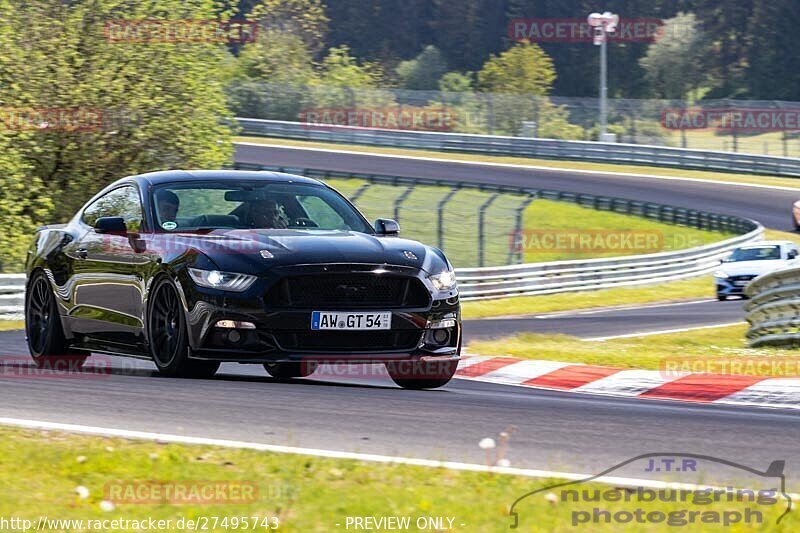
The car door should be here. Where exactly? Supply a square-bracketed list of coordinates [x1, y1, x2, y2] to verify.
[66, 185, 148, 346]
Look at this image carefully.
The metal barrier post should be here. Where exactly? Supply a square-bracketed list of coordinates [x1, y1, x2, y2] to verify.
[350, 182, 373, 203]
[509, 194, 536, 264]
[477, 193, 499, 267]
[393, 186, 415, 224]
[437, 187, 460, 251]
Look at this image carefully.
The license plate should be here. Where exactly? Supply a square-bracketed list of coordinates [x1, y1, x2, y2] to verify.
[311, 311, 392, 330]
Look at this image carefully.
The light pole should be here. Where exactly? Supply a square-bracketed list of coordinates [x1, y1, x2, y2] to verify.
[588, 11, 619, 142]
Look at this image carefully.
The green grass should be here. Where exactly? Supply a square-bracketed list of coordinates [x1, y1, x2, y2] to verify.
[236, 136, 800, 190]
[323, 177, 732, 268]
[519, 201, 728, 262]
[460, 229, 800, 319]
[466, 324, 800, 378]
[0, 426, 794, 531]
[461, 275, 715, 319]
[672, 128, 800, 158]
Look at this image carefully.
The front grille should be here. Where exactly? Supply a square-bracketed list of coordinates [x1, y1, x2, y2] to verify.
[730, 275, 757, 282]
[273, 331, 422, 352]
[266, 274, 430, 309]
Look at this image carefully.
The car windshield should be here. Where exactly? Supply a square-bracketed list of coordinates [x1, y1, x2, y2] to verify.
[728, 245, 782, 262]
[152, 181, 372, 233]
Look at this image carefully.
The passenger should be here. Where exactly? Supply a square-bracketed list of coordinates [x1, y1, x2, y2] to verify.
[156, 190, 180, 223]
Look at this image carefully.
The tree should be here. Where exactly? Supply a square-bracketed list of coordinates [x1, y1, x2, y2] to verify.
[317, 45, 384, 87]
[0, 0, 234, 228]
[477, 42, 555, 95]
[639, 13, 709, 100]
[0, 133, 50, 272]
[309, 45, 391, 108]
[744, 0, 800, 100]
[692, 0, 754, 97]
[475, 43, 582, 137]
[229, 29, 318, 119]
[325, 0, 435, 64]
[430, 0, 509, 71]
[438, 72, 473, 93]
[249, 0, 328, 53]
[396, 46, 448, 90]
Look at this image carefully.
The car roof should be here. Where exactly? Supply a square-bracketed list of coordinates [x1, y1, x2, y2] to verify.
[130, 169, 325, 187]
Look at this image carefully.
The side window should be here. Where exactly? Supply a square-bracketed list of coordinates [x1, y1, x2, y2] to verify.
[82, 186, 143, 231]
[297, 195, 347, 229]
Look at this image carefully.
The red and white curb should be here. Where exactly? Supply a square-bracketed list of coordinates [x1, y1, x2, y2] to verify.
[456, 356, 800, 410]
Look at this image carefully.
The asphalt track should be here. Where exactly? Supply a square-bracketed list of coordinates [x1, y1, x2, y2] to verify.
[2, 329, 800, 491]
[462, 299, 745, 341]
[3, 144, 798, 494]
[235, 142, 768, 337]
[234, 142, 799, 231]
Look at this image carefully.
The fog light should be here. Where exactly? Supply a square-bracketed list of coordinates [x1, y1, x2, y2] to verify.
[424, 327, 452, 347]
[215, 320, 256, 329]
[433, 329, 449, 344]
[227, 330, 242, 343]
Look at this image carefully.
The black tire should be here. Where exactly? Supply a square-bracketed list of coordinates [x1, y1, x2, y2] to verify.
[263, 361, 318, 379]
[25, 271, 87, 371]
[717, 293, 727, 301]
[148, 277, 219, 378]
[385, 358, 458, 390]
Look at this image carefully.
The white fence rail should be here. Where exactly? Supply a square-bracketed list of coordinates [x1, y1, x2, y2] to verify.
[236, 118, 800, 178]
[458, 226, 762, 300]
[0, 274, 25, 320]
[0, 226, 762, 315]
[745, 267, 800, 347]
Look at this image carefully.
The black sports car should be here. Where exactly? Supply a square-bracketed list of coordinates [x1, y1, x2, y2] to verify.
[24, 170, 461, 389]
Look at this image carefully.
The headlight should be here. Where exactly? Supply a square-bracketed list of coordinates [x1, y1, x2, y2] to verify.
[188, 268, 256, 292]
[429, 269, 457, 290]
[712, 270, 729, 279]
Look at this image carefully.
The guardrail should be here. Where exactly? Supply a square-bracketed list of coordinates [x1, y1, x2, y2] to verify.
[0, 167, 763, 317]
[0, 274, 25, 320]
[238, 164, 764, 301]
[236, 118, 800, 178]
[745, 267, 800, 347]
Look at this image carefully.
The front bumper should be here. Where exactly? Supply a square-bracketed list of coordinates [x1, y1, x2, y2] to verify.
[715, 277, 754, 297]
[176, 264, 462, 363]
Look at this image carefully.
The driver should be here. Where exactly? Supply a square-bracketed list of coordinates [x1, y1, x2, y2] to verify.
[250, 200, 289, 229]
[156, 190, 180, 223]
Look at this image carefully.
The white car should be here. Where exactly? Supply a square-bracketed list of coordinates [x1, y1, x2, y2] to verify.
[713, 241, 799, 300]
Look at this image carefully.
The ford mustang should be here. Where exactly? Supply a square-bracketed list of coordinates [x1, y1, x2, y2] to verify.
[24, 170, 461, 389]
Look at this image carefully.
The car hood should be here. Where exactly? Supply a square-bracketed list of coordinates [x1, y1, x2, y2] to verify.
[718, 259, 791, 277]
[163, 229, 449, 274]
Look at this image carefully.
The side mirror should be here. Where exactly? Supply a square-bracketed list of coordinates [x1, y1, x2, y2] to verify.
[94, 216, 127, 234]
[789, 250, 798, 260]
[374, 218, 399, 236]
